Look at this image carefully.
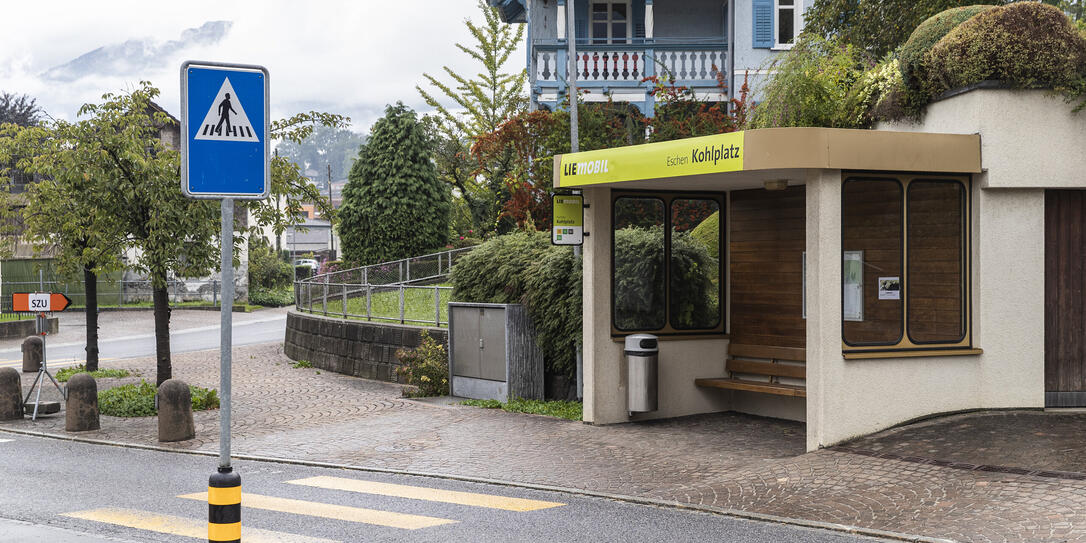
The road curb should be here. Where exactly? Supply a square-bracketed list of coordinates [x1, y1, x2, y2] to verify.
[0, 426, 955, 543]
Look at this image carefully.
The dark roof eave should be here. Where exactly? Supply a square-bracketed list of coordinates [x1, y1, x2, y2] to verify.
[488, 0, 527, 23]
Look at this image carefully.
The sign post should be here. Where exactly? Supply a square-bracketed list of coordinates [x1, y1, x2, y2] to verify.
[181, 60, 269, 543]
[12, 292, 72, 419]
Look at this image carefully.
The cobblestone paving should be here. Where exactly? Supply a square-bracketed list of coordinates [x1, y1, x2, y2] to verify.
[5, 343, 1086, 543]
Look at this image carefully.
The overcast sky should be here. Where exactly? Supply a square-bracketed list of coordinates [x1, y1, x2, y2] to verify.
[0, 0, 525, 133]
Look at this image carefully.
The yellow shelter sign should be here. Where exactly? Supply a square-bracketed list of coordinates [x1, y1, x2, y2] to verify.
[556, 131, 745, 188]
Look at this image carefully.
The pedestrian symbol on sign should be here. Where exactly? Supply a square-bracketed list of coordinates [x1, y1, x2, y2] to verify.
[193, 77, 259, 142]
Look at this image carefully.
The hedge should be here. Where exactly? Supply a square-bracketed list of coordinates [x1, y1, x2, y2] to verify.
[924, 3, 1086, 99]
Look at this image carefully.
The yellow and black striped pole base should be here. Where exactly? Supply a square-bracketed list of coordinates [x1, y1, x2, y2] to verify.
[209, 467, 241, 543]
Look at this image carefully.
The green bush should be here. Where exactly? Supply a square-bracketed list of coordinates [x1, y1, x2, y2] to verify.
[521, 241, 582, 378]
[395, 331, 449, 397]
[97, 380, 220, 417]
[748, 36, 874, 129]
[56, 365, 130, 383]
[924, 3, 1086, 99]
[899, 5, 996, 88]
[848, 56, 909, 124]
[249, 287, 294, 307]
[450, 231, 582, 379]
[248, 238, 294, 290]
[450, 231, 551, 304]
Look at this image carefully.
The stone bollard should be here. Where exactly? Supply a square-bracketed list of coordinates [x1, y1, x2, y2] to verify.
[21, 336, 42, 373]
[0, 368, 23, 420]
[65, 373, 100, 432]
[158, 379, 195, 442]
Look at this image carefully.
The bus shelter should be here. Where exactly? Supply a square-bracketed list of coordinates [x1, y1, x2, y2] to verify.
[554, 100, 1078, 450]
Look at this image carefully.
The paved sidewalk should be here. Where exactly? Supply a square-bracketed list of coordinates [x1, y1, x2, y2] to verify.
[4, 343, 1086, 543]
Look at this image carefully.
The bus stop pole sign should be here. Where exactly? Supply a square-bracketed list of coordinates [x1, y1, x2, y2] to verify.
[181, 60, 268, 542]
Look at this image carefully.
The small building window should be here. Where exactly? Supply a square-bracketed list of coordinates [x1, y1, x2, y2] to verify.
[841, 175, 971, 352]
[776, 0, 795, 46]
[591, 1, 630, 45]
[613, 192, 725, 335]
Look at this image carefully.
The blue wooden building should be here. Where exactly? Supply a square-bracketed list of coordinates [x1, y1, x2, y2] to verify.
[490, 0, 811, 115]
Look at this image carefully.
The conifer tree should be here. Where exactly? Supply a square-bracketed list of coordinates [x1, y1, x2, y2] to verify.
[338, 103, 450, 265]
[417, 0, 526, 235]
[417, 0, 526, 139]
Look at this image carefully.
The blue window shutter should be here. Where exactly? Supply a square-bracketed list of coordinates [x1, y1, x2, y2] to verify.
[632, 0, 646, 40]
[752, 0, 774, 49]
[575, 0, 589, 44]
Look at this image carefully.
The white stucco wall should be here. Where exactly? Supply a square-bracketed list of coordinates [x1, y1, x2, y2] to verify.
[807, 89, 1071, 449]
[879, 88, 1086, 189]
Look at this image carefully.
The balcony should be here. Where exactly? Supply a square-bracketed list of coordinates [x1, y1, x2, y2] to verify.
[532, 39, 728, 89]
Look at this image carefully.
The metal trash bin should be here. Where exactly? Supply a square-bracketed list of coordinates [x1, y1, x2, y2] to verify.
[625, 334, 658, 413]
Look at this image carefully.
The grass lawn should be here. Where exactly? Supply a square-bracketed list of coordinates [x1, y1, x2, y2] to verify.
[316, 284, 452, 326]
[460, 398, 583, 421]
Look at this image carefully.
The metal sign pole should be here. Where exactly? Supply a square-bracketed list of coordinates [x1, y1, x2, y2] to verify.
[219, 197, 234, 470]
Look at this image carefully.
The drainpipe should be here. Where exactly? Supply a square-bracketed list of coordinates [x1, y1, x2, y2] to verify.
[726, 0, 735, 115]
[566, 0, 584, 400]
[527, 2, 537, 111]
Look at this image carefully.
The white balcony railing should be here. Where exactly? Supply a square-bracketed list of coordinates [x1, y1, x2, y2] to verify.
[535, 47, 725, 84]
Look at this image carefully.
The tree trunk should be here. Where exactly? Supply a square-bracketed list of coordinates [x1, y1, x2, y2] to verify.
[83, 266, 99, 372]
[152, 276, 172, 386]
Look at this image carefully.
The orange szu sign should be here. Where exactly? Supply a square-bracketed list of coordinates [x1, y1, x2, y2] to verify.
[12, 292, 72, 312]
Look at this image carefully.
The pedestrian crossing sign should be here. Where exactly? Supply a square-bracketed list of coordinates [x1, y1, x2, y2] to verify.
[181, 61, 270, 199]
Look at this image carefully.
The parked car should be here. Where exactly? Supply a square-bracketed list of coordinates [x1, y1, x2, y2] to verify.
[293, 258, 319, 269]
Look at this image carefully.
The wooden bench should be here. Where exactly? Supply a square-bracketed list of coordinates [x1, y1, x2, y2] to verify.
[695, 344, 806, 398]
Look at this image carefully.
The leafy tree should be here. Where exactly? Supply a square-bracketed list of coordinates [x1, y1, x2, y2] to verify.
[0, 93, 42, 126]
[248, 111, 351, 258]
[275, 124, 365, 181]
[338, 103, 450, 264]
[417, 0, 526, 138]
[417, 0, 527, 235]
[0, 119, 128, 372]
[802, 0, 1007, 58]
[747, 36, 874, 129]
[74, 84, 220, 385]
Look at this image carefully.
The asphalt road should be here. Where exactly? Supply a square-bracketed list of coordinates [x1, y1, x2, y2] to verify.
[0, 434, 885, 543]
[0, 309, 287, 372]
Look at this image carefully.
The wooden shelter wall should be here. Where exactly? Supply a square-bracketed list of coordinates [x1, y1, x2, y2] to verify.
[728, 186, 806, 348]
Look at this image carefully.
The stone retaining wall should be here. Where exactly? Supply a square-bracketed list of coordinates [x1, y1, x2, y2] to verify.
[284, 310, 447, 383]
[0, 317, 58, 340]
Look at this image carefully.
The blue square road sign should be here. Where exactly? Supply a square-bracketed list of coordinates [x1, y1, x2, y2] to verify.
[181, 61, 270, 199]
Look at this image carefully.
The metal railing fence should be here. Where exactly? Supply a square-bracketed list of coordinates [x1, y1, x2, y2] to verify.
[294, 246, 474, 326]
[294, 282, 453, 326]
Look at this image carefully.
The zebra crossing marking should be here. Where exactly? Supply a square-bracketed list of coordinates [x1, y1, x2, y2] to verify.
[192, 77, 259, 143]
[178, 492, 458, 530]
[286, 476, 566, 512]
[62, 508, 337, 542]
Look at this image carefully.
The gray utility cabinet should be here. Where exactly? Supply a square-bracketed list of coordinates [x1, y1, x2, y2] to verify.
[448, 302, 543, 402]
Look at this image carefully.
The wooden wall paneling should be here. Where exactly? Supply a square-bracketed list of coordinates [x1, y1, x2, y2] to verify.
[728, 186, 806, 349]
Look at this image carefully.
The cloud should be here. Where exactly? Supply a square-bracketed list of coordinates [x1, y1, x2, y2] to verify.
[0, 0, 526, 132]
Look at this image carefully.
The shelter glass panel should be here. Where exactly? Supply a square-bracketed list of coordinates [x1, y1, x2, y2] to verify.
[670, 199, 722, 330]
[842, 179, 904, 346]
[907, 180, 965, 343]
[613, 197, 666, 331]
